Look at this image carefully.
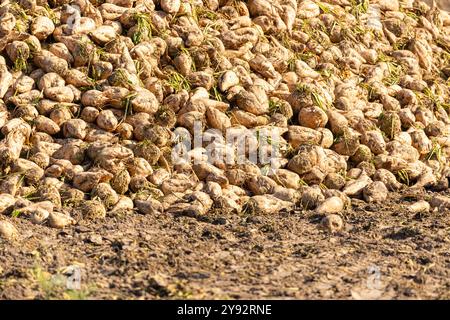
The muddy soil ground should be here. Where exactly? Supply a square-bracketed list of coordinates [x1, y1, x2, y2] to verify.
[1, 190, 449, 300]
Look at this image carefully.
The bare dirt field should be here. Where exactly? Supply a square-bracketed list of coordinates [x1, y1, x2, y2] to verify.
[1, 189, 449, 300]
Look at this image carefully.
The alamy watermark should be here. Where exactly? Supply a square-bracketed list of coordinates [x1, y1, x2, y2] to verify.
[51, 265, 82, 290]
[367, 4, 382, 31]
[366, 265, 382, 290]
[64, 265, 82, 290]
[65, 4, 82, 33]
[171, 121, 287, 170]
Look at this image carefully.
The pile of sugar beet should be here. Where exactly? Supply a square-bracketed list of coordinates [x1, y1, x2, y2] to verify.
[1, 0, 450, 239]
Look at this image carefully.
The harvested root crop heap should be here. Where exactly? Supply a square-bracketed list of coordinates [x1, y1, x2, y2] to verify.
[0, 0, 450, 234]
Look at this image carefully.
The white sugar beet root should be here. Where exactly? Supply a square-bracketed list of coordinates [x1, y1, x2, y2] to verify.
[0, 0, 447, 232]
[0, 220, 19, 241]
[408, 200, 431, 214]
[316, 197, 344, 215]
